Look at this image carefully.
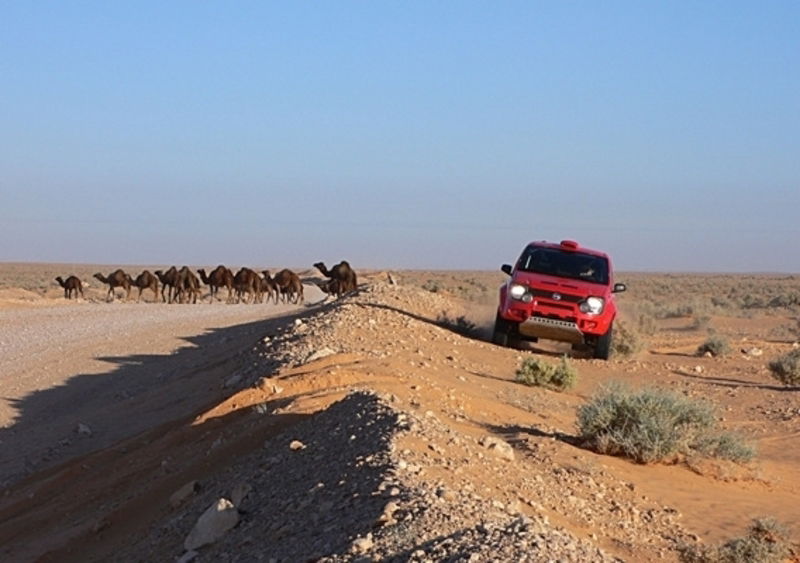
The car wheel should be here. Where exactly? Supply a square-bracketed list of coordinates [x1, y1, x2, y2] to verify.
[492, 315, 521, 348]
[492, 315, 509, 346]
[593, 324, 613, 360]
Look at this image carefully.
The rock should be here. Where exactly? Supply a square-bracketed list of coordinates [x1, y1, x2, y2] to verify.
[176, 551, 198, 563]
[741, 347, 763, 357]
[230, 482, 252, 507]
[350, 533, 374, 554]
[694, 365, 703, 374]
[479, 436, 515, 461]
[377, 501, 401, 525]
[289, 440, 306, 451]
[305, 347, 336, 363]
[223, 373, 242, 388]
[76, 423, 92, 436]
[170, 480, 201, 508]
[184, 498, 239, 551]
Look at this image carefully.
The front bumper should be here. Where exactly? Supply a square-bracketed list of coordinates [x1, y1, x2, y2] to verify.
[517, 316, 584, 344]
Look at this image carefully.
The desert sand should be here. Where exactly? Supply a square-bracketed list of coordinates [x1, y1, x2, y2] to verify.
[0, 264, 798, 562]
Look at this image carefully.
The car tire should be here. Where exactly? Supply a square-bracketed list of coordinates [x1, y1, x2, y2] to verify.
[492, 314, 512, 347]
[593, 324, 613, 360]
[492, 315, 509, 346]
[492, 315, 520, 348]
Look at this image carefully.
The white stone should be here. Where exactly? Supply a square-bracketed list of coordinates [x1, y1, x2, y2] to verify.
[351, 533, 374, 554]
[480, 436, 515, 461]
[76, 423, 92, 436]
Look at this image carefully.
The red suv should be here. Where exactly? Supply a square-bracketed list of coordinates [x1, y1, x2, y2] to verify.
[493, 239, 626, 359]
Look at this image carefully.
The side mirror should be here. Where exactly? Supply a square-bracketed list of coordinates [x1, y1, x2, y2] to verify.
[501, 264, 513, 276]
[613, 283, 627, 293]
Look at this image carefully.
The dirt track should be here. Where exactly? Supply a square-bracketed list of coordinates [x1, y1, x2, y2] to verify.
[0, 292, 324, 488]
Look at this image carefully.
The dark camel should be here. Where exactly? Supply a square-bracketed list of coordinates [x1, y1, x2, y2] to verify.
[233, 267, 261, 304]
[93, 270, 132, 302]
[154, 267, 179, 303]
[198, 265, 234, 303]
[273, 269, 304, 304]
[132, 270, 159, 303]
[313, 260, 357, 297]
[175, 266, 200, 304]
[55, 276, 84, 300]
[260, 271, 280, 305]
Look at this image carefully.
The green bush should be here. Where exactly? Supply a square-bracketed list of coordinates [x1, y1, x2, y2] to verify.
[768, 348, 800, 387]
[697, 335, 730, 357]
[679, 518, 792, 563]
[576, 383, 755, 464]
[515, 356, 577, 391]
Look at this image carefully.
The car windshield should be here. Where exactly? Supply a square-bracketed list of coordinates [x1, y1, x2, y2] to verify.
[517, 246, 609, 284]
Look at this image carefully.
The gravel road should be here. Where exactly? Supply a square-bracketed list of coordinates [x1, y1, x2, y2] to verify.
[0, 290, 324, 488]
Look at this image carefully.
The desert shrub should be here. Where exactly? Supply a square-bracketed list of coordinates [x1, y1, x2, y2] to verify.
[421, 279, 441, 293]
[692, 314, 712, 331]
[611, 320, 645, 358]
[767, 348, 800, 387]
[436, 312, 481, 338]
[576, 383, 755, 464]
[679, 518, 792, 563]
[515, 356, 577, 391]
[697, 335, 730, 357]
[636, 313, 658, 336]
[656, 303, 695, 319]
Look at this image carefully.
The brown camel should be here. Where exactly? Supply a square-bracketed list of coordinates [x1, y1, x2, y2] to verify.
[260, 271, 280, 304]
[132, 270, 159, 303]
[175, 266, 201, 304]
[233, 267, 261, 304]
[198, 265, 234, 303]
[313, 260, 357, 297]
[55, 275, 84, 300]
[273, 268, 304, 304]
[154, 267, 179, 303]
[93, 269, 132, 302]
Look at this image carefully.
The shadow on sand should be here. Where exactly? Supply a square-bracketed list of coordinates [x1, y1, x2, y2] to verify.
[0, 306, 319, 491]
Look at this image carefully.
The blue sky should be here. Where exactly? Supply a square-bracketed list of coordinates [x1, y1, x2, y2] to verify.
[1, 2, 798, 271]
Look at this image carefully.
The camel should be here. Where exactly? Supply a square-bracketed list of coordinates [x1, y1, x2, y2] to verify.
[154, 267, 179, 303]
[175, 266, 201, 304]
[55, 275, 84, 300]
[93, 270, 132, 302]
[132, 270, 159, 303]
[233, 267, 261, 304]
[260, 271, 280, 305]
[273, 268, 304, 304]
[198, 265, 234, 303]
[313, 260, 357, 298]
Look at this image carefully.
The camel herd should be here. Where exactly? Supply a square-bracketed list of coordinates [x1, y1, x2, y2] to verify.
[55, 261, 358, 304]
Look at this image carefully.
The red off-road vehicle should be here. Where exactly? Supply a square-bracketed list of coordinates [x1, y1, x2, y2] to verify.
[493, 239, 626, 359]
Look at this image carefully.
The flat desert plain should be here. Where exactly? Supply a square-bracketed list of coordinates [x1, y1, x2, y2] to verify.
[0, 263, 799, 562]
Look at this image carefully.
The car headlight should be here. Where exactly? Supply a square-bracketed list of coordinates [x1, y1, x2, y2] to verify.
[509, 284, 532, 303]
[580, 296, 605, 314]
